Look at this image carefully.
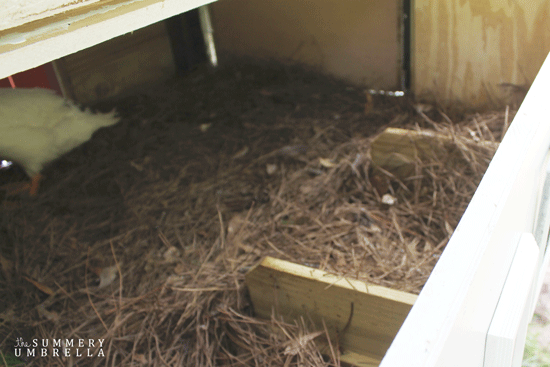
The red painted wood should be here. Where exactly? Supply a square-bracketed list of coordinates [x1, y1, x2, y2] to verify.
[0, 63, 62, 94]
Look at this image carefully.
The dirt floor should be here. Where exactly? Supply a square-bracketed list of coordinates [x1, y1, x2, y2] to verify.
[0, 59, 512, 366]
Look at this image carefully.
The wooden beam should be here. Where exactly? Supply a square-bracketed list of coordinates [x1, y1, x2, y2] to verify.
[370, 127, 498, 180]
[245, 257, 417, 365]
[0, 0, 215, 80]
[2, 0, 103, 31]
[370, 127, 447, 180]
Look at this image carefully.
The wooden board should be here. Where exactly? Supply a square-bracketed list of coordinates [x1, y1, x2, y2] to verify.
[210, 0, 401, 90]
[370, 128, 449, 180]
[57, 21, 174, 103]
[245, 257, 417, 365]
[485, 233, 539, 367]
[413, 0, 548, 108]
[0, 0, 215, 80]
[370, 127, 499, 180]
[2, 0, 101, 31]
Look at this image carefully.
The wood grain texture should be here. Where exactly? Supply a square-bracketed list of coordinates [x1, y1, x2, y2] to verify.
[413, 0, 550, 107]
[1, 0, 101, 31]
[0, 0, 214, 80]
[210, 0, 401, 90]
[245, 257, 416, 364]
[60, 21, 174, 103]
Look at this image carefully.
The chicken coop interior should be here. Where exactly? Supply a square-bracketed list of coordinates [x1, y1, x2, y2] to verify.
[1, 0, 549, 366]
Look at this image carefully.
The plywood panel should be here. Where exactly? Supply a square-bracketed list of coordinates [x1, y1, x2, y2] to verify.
[210, 0, 401, 90]
[1, 0, 101, 31]
[413, 0, 550, 107]
[0, 0, 214, 80]
[246, 257, 416, 365]
[59, 22, 174, 103]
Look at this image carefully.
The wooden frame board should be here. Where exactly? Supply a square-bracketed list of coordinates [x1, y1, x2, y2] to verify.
[0, 0, 215, 80]
[245, 256, 417, 366]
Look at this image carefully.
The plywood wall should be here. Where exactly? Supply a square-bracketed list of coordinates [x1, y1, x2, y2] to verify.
[413, 0, 550, 107]
[210, 0, 401, 90]
[58, 22, 175, 103]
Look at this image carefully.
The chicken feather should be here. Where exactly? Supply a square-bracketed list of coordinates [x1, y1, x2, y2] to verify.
[0, 88, 119, 178]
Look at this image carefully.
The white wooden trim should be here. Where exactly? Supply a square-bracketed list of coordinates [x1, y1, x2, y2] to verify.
[2, 0, 103, 31]
[381, 52, 550, 366]
[0, 0, 215, 80]
[485, 233, 539, 367]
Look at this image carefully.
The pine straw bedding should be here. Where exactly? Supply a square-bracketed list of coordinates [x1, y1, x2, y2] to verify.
[0, 61, 512, 366]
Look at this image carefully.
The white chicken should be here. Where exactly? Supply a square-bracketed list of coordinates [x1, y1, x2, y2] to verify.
[0, 88, 119, 195]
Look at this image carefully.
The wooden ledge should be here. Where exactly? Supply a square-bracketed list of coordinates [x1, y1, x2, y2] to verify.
[0, 0, 214, 80]
[245, 257, 417, 366]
